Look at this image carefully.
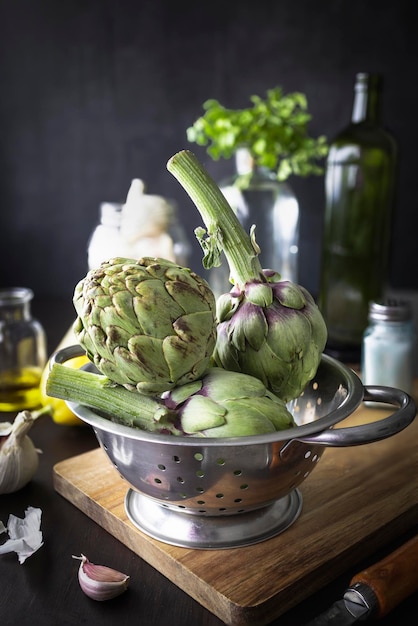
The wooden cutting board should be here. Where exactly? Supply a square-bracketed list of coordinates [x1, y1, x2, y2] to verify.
[53, 404, 418, 626]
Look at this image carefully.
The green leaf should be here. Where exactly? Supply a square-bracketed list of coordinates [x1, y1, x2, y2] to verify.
[187, 86, 329, 181]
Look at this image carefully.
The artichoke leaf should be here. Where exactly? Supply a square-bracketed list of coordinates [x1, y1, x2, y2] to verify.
[246, 396, 296, 430]
[213, 327, 241, 372]
[225, 302, 268, 352]
[201, 403, 277, 437]
[238, 343, 292, 399]
[266, 307, 311, 362]
[98, 344, 164, 387]
[165, 279, 215, 314]
[240, 302, 268, 351]
[216, 292, 241, 322]
[200, 368, 267, 401]
[163, 335, 211, 383]
[111, 289, 145, 334]
[94, 355, 140, 387]
[140, 257, 179, 278]
[172, 310, 216, 344]
[165, 379, 203, 407]
[132, 279, 183, 337]
[180, 396, 227, 433]
[275, 282, 306, 309]
[244, 282, 273, 307]
[88, 325, 115, 361]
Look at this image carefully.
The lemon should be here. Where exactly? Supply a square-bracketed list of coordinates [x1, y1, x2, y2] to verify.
[40, 354, 90, 425]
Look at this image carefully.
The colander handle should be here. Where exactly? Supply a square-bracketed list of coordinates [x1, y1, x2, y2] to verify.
[50, 344, 86, 365]
[296, 386, 416, 447]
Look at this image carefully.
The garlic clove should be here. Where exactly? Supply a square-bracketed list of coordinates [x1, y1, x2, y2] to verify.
[0, 410, 45, 494]
[72, 554, 130, 601]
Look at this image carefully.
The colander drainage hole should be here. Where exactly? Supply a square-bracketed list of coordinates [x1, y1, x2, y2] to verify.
[158, 464, 166, 470]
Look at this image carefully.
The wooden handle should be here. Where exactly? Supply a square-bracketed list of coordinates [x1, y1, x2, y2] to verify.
[350, 534, 418, 618]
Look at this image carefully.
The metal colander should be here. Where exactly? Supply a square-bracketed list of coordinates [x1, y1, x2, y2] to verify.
[53, 346, 416, 549]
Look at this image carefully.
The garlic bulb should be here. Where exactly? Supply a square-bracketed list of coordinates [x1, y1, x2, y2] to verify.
[73, 554, 130, 601]
[0, 410, 43, 494]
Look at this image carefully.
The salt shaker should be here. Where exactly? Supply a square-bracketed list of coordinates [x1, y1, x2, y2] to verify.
[362, 300, 416, 397]
[0, 287, 47, 411]
[87, 202, 125, 270]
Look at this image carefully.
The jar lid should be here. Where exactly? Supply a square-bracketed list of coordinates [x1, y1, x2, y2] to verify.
[0, 287, 34, 306]
[368, 300, 412, 322]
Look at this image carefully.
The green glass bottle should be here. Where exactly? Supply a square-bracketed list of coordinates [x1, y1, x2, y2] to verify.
[318, 73, 397, 361]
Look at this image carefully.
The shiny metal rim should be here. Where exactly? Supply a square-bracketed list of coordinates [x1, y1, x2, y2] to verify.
[124, 488, 303, 549]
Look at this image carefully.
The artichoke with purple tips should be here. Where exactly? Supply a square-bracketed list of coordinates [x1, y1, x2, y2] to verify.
[73, 256, 217, 395]
[163, 367, 295, 436]
[167, 150, 327, 401]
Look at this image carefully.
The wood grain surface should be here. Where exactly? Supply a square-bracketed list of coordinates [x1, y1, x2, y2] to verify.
[53, 404, 418, 626]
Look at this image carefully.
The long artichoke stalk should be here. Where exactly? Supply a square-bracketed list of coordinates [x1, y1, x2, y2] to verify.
[46, 363, 181, 434]
[166, 152, 264, 286]
[167, 150, 327, 402]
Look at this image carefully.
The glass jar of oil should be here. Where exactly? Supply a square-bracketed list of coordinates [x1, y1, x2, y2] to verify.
[0, 288, 47, 411]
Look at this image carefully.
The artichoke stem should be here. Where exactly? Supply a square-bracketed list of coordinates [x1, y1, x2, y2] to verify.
[167, 150, 264, 288]
[46, 363, 178, 433]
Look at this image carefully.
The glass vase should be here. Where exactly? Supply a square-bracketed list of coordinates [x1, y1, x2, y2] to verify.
[207, 148, 299, 299]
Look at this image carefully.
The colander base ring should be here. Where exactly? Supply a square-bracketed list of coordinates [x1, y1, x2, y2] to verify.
[125, 488, 303, 549]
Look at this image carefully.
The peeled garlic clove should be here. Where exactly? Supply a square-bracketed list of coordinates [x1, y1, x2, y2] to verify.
[73, 554, 129, 601]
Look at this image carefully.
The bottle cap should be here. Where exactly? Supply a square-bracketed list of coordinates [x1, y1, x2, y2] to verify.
[355, 73, 382, 93]
[368, 300, 412, 322]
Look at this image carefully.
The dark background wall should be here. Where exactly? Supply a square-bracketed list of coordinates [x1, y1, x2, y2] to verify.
[0, 0, 416, 304]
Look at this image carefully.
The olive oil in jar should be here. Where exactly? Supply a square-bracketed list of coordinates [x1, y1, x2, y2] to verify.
[0, 288, 47, 411]
[0, 366, 43, 411]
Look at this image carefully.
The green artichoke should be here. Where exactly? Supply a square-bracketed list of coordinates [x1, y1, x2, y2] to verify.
[73, 256, 217, 395]
[163, 367, 296, 436]
[167, 150, 327, 401]
[214, 278, 327, 401]
[46, 362, 296, 437]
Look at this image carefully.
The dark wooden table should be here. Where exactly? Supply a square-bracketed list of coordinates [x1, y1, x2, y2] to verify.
[1, 299, 417, 625]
